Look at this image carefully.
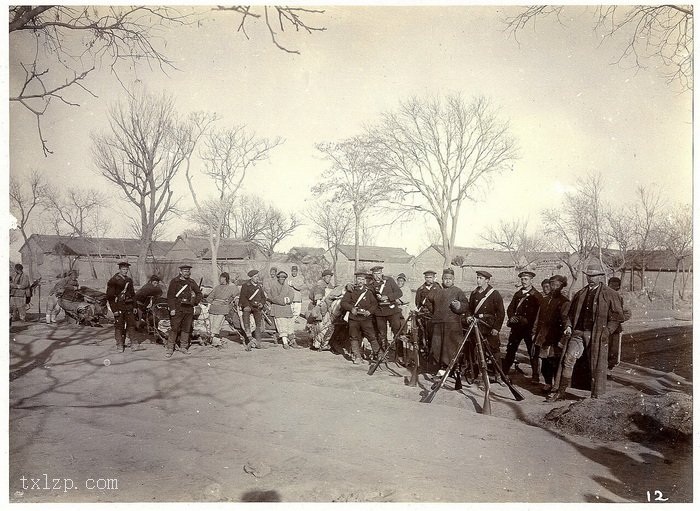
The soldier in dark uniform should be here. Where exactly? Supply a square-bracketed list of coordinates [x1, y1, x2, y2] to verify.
[414, 270, 442, 352]
[340, 270, 379, 364]
[367, 265, 403, 360]
[134, 274, 163, 328]
[462, 270, 506, 383]
[426, 268, 468, 374]
[239, 269, 267, 350]
[533, 274, 570, 393]
[165, 264, 202, 358]
[105, 261, 138, 353]
[503, 270, 543, 379]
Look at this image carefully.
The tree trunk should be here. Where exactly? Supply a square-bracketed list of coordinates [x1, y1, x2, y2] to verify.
[672, 263, 679, 309]
[354, 211, 360, 274]
[137, 231, 153, 286]
[441, 222, 451, 268]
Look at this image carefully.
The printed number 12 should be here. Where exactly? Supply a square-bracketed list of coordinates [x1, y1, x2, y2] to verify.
[647, 490, 668, 502]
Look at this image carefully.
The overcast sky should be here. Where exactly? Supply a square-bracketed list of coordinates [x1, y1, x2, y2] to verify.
[7, 4, 693, 257]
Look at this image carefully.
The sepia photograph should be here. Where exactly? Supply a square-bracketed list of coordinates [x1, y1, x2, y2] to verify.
[5, 2, 694, 505]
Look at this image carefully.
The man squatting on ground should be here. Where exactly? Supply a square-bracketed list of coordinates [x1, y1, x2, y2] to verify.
[503, 271, 542, 379]
[547, 263, 624, 401]
[340, 270, 380, 364]
[533, 274, 570, 393]
[205, 272, 239, 348]
[10, 263, 31, 321]
[45, 270, 74, 324]
[239, 269, 267, 350]
[165, 264, 203, 358]
[268, 270, 302, 349]
[105, 261, 140, 353]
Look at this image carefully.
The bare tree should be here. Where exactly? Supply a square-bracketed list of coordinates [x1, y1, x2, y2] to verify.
[659, 203, 692, 308]
[367, 94, 518, 266]
[605, 203, 635, 283]
[577, 173, 610, 273]
[504, 5, 693, 91]
[186, 124, 282, 285]
[214, 5, 326, 54]
[46, 188, 111, 237]
[9, 6, 191, 156]
[256, 209, 302, 259]
[482, 218, 544, 270]
[314, 136, 391, 272]
[632, 185, 664, 291]
[91, 90, 196, 284]
[9, 171, 49, 278]
[230, 194, 270, 242]
[308, 200, 352, 276]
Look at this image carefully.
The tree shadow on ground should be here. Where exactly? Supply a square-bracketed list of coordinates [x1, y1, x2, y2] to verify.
[503, 398, 693, 503]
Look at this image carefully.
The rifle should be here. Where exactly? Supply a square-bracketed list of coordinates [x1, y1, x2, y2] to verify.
[420, 321, 476, 403]
[473, 323, 492, 415]
[405, 313, 420, 387]
[474, 319, 525, 402]
[367, 312, 412, 376]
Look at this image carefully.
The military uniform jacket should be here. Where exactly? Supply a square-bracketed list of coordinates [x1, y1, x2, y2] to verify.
[507, 287, 542, 332]
[340, 285, 379, 321]
[426, 285, 468, 324]
[106, 273, 136, 311]
[167, 276, 202, 312]
[135, 282, 163, 304]
[239, 280, 266, 310]
[368, 276, 402, 317]
[415, 281, 442, 309]
[465, 285, 505, 332]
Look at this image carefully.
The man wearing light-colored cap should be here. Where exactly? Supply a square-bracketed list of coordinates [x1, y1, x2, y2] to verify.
[106, 262, 138, 353]
[533, 274, 570, 393]
[165, 264, 203, 358]
[503, 270, 543, 379]
[287, 265, 304, 320]
[547, 262, 624, 401]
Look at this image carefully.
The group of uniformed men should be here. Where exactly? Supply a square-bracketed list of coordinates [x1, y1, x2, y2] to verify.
[25, 256, 627, 401]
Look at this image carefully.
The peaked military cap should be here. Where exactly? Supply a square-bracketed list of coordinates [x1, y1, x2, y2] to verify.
[118, 261, 131, 268]
[442, 268, 454, 276]
[321, 269, 334, 277]
[354, 270, 369, 277]
[423, 270, 437, 276]
[518, 270, 536, 278]
[476, 270, 492, 279]
[277, 270, 288, 278]
[369, 265, 384, 272]
[397, 273, 407, 280]
[179, 264, 192, 270]
[247, 269, 259, 277]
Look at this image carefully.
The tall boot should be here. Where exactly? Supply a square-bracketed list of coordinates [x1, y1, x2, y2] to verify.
[546, 376, 570, 402]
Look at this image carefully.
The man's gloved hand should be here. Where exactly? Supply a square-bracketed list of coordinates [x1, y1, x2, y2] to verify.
[466, 316, 475, 324]
[351, 307, 359, 316]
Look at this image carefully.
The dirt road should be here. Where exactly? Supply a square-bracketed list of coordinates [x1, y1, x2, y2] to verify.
[8, 320, 692, 503]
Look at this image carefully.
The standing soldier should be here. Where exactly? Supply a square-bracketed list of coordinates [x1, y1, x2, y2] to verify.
[204, 272, 239, 348]
[463, 270, 506, 384]
[395, 273, 414, 320]
[533, 274, 570, 393]
[165, 264, 202, 358]
[426, 268, 468, 375]
[340, 270, 380, 364]
[367, 265, 403, 359]
[10, 263, 31, 321]
[106, 261, 139, 353]
[268, 270, 302, 349]
[287, 265, 304, 320]
[547, 263, 624, 401]
[503, 270, 543, 379]
[414, 270, 442, 352]
[240, 269, 267, 350]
